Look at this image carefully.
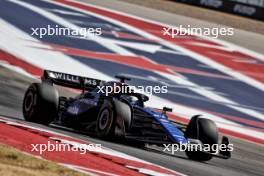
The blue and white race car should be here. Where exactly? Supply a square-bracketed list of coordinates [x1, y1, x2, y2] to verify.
[23, 70, 231, 161]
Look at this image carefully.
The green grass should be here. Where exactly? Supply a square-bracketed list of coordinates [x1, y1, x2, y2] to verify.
[0, 144, 88, 176]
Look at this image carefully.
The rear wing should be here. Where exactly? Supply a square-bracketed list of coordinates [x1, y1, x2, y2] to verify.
[42, 70, 105, 91]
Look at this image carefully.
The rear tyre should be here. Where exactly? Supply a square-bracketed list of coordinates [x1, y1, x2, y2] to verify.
[185, 115, 218, 161]
[23, 83, 58, 125]
[96, 101, 116, 138]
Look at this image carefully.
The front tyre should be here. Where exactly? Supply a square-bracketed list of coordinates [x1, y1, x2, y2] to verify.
[185, 115, 218, 161]
[23, 83, 58, 125]
[96, 101, 116, 138]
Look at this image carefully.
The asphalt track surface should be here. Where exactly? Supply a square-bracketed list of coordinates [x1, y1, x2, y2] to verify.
[85, 0, 264, 55]
[0, 0, 264, 175]
[1, 66, 264, 176]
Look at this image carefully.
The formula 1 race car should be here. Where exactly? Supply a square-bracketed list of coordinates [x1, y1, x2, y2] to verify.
[23, 70, 231, 161]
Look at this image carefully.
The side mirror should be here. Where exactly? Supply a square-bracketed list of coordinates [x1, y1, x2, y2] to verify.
[141, 94, 149, 102]
[162, 107, 173, 114]
[115, 75, 131, 83]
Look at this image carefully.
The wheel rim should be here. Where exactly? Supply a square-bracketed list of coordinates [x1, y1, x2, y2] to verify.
[98, 109, 110, 130]
[24, 91, 34, 112]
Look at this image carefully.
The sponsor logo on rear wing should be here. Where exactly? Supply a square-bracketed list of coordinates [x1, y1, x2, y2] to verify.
[42, 70, 104, 91]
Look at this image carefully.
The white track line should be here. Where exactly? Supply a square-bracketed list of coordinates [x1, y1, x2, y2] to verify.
[0, 6, 234, 126]
[0, 16, 259, 137]
[0, 117, 183, 176]
[71, 0, 264, 62]
[2, 0, 263, 141]
[8, 0, 135, 56]
[0, 18, 112, 80]
[40, 0, 264, 121]
[62, 0, 264, 93]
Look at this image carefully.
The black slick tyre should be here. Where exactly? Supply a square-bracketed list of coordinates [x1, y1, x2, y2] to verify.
[23, 83, 58, 125]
